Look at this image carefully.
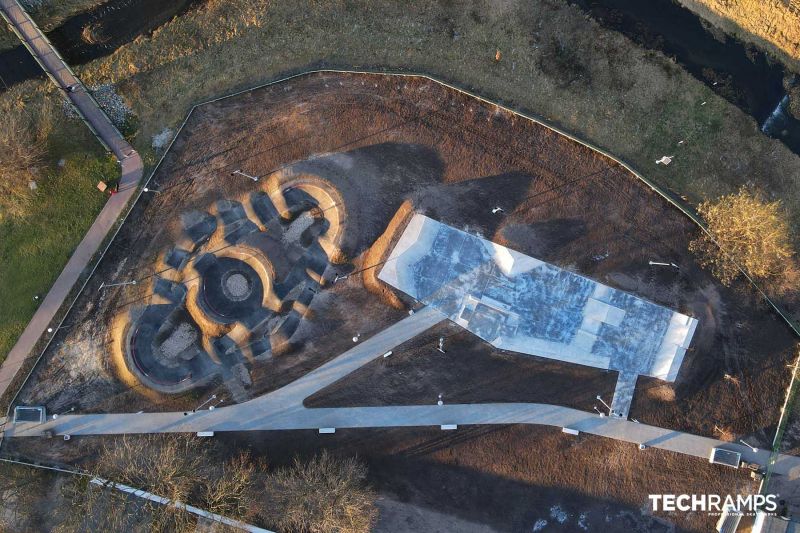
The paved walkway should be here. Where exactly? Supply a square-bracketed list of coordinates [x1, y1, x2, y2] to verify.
[8, 306, 800, 482]
[0, 0, 144, 400]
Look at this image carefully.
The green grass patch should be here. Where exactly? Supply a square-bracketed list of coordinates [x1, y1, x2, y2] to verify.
[0, 155, 116, 362]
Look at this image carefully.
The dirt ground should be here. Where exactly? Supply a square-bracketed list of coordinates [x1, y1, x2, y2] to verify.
[12, 71, 798, 444]
[220, 426, 756, 533]
[1, 425, 756, 533]
[306, 320, 619, 411]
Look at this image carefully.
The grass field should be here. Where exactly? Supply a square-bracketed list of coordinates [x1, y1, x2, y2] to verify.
[0, 154, 115, 362]
[678, 0, 800, 73]
[1, 0, 799, 359]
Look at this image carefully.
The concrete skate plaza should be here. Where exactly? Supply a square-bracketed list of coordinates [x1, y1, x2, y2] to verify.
[379, 215, 698, 415]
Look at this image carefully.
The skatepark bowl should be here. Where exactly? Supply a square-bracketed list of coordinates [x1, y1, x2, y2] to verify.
[114, 177, 344, 394]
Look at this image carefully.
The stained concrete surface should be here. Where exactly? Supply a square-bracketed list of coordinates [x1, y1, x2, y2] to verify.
[379, 214, 698, 416]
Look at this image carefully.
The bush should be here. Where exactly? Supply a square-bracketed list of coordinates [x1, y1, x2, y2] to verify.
[689, 187, 795, 289]
[265, 451, 377, 533]
[55, 435, 259, 533]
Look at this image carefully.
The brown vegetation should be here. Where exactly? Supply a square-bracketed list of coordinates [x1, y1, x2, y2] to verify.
[0, 99, 49, 219]
[264, 450, 377, 533]
[54, 435, 260, 533]
[689, 187, 796, 289]
[678, 0, 800, 72]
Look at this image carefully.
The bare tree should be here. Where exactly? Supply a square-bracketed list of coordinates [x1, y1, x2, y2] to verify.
[689, 187, 795, 289]
[265, 450, 377, 533]
[54, 435, 259, 533]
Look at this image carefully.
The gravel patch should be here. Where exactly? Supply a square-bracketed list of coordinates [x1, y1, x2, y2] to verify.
[158, 322, 197, 361]
[151, 127, 174, 151]
[62, 83, 132, 128]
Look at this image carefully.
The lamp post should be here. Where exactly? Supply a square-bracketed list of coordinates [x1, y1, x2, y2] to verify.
[99, 280, 137, 291]
[142, 187, 160, 194]
[231, 169, 259, 182]
[596, 394, 613, 416]
[648, 260, 679, 270]
[193, 394, 217, 413]
[739, 439, 758, 453]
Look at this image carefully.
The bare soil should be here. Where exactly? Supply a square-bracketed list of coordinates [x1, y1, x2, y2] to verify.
[221, 425, 755, 533]
[306, 321, 619, 411]
[1, 425, 755, 533]
[13, 72, 798, 444]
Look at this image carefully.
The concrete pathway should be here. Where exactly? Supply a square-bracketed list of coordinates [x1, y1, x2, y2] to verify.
[0, 0, 144, 400]
[8, 306, 800, 482]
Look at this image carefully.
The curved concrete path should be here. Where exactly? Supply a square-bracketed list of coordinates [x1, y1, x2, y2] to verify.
[9, 306, 800, 482]
[0, 0, 144, 399]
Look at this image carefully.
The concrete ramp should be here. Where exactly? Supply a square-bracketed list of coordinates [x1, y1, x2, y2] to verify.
[610, 372, 638, 419]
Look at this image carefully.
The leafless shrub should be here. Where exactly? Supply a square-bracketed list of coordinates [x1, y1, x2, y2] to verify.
[265, 450, 377, 533]
[54, 435, 259, 533]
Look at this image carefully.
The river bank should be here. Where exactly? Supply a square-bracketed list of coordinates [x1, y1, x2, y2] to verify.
[0, 0, 198, 89]
[569, 0, 800, 155]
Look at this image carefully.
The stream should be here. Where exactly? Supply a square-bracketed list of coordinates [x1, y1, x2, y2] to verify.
[570, 0, 800, 154]
[0, 0, 199, 90]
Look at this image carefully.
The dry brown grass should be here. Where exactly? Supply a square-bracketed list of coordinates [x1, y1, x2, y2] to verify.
[0, 87, 56, 219]
[678, 0, 800, 72]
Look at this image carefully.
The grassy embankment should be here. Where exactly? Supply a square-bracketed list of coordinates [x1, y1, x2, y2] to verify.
[0, 0, 107, 52]
[1, 0, 799, 365]
[678, 0, 800, 73]
[0, 86, 118, 361]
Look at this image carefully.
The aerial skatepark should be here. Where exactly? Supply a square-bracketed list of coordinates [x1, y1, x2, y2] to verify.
[7, 77, 799, 531]
[112, 175, 344, 394]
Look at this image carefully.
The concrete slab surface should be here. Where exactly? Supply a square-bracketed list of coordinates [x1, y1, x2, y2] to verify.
[379, 214, 698, 382]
